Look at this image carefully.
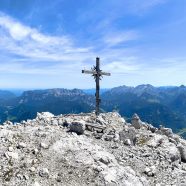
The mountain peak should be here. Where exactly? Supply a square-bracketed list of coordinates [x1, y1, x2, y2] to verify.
[1, 112, 186, 185]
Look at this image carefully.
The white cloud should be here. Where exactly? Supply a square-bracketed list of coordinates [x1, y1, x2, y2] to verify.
[0, 12, 142, 82]
[103, 31, 138, 46]
[0, 15, 32, 40]
[0, 13, 93, 63]
[140, 0, 167, 9]
[102, 57, 140, 74]
[127, 0, 167, 14]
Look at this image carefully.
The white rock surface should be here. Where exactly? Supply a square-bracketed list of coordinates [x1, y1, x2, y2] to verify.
[18, 142, 27, 148]
[177, 144, 186, 162]
[5, 152, 19, 159]
[0, 111, 185, 186]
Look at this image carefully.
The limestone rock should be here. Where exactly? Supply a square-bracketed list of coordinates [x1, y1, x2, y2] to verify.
[161, 142, 181, 162]
[146, 123, 157, 133]
[29, 167, 36, 172]
[40, 142, 48, 149]
[159, 126, 173, 137]
[3, 121, 13, 125]
[0, 111, 186, 186]
[33, 181, 41, 186]
[8, 147, 14, 152]
[69, 120, 86, 134]
[18, 142, 27, 148]
[33, 148, 39, 155]
[146, 134, 164, 148]
[37, 112, 54, 119]
[119, 126, 137, 145]
[144, 166, 156, 177]
[39, 168, 49, 177]
[124, 138, 132, 145]
[5, 152, 19, 159]
[63, 118, 73, 127]
[131, 113, 142, 129]
[177, 144, 186, 162]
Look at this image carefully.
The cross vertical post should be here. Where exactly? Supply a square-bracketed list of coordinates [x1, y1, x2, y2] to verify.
[82, 57, 111, 116]
[95, 57, 100, 115]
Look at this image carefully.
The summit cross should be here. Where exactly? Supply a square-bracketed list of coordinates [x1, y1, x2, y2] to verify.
[82, 57, 111, 116]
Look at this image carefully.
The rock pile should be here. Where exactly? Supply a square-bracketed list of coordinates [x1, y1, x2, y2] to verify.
[0, 112, 186, 186]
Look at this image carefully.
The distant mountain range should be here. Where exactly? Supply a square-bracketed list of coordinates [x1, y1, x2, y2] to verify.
[1, 85, 186, 138]
[102, 85, 186, 132]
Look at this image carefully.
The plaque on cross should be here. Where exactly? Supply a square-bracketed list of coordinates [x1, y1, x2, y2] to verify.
[82, 57, 111, 115]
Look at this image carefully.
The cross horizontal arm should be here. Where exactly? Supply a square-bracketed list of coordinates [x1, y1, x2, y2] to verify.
[82, 70, 96, 74]
[100, 72, 111, 76]
[82, 70, 111, 76]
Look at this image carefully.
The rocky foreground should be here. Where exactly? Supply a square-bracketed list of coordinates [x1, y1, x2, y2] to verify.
[0, 112, 186, 186]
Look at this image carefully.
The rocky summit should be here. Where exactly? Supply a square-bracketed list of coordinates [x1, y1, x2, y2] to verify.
[0, 112, 186, 186]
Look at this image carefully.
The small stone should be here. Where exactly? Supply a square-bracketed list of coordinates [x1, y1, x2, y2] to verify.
[160, 127, 173, 137]
[39, 168, 49, 177]
[124, 139, 131, 146]
[32, 159, 38, 164]
[29, 167, 36, 172]
[99, 157, 110, 165]
[169, 138, 177, 145]
[37, 112, 54, 120]
[56, 177, 61, 182]
[51, 119, 58, 125]
[144, 166, 156, 177]
[147, 134, 164, 148]
[150, 165, 156, 174]
[40, 142, 48, 149]
[113, 133, 120, 142]
[177, 144, 186, 162]
[3, 121, 13, 125]
[33, 148, 39, 155]
[33, 181, 41, 186]
[93, 165, 103, 172]
[182, 165, 186, 171]
[5, 152, 19, 159]
[18, 142, 27, 148]
[8, 147, 14, 152]
[24, 175, 29, 180]
[104, 135, 113, 141]
[17, 174, 23, 180]
[144, 167, 151, 173]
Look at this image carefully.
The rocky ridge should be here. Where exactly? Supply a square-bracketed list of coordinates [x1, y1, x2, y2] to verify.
[0, 112, 186, 186]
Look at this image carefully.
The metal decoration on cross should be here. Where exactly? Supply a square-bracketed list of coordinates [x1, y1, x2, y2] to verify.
[82, 57, 111, 116]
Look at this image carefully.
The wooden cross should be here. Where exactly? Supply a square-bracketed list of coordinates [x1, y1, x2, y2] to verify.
[82, 57, 111, 115]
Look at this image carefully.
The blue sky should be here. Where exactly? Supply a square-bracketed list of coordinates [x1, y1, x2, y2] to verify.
[0, 0, 186, 89]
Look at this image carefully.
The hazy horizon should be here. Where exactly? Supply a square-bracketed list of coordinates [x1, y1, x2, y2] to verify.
[0, 84, 184, 91]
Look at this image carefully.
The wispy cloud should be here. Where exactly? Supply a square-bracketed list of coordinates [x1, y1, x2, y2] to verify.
[126, 0, 167, 14]
[0, 12, 141, 78]
[140, 0, 167, 9]
[102, 57, 140, 73]
[103, 31, 139, 47]
[0, 13, 93, 63]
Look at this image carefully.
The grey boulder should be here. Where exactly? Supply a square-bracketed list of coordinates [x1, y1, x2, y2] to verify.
[69, 120, 86, 135]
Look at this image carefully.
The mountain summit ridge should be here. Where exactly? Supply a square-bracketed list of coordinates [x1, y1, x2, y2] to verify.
[0, 111, 186, 185]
